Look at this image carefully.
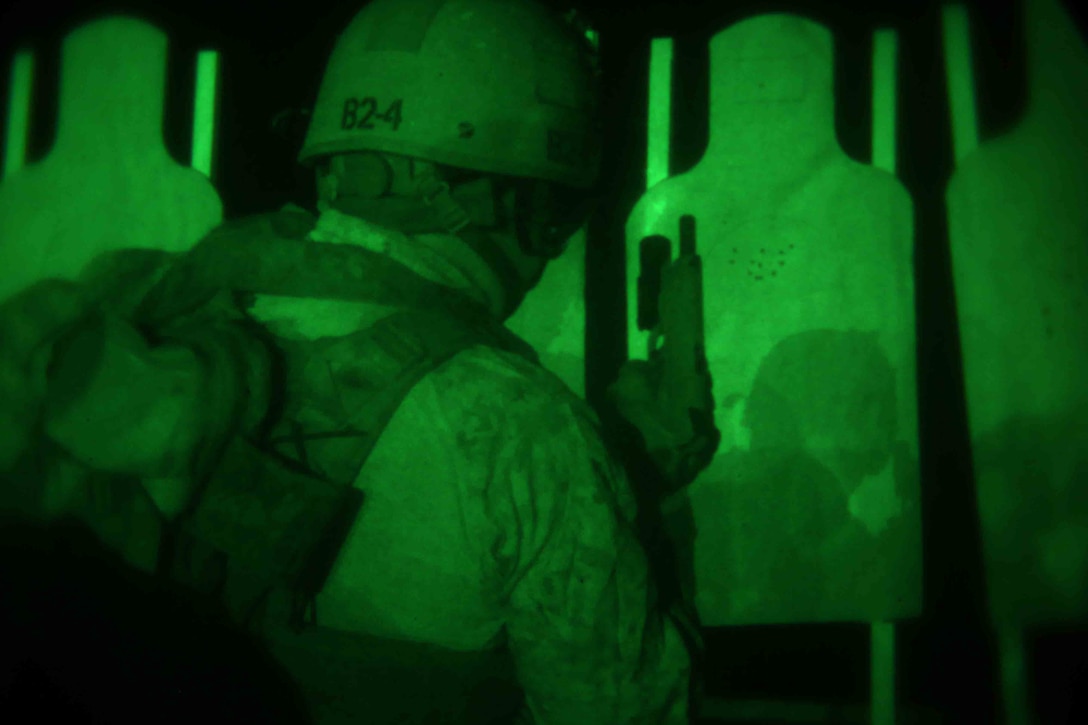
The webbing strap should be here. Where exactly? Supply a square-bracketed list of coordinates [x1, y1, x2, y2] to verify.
[143, 209, 541, 635]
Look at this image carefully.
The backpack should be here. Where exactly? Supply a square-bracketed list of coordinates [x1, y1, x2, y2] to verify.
[118, 205, 541, 637]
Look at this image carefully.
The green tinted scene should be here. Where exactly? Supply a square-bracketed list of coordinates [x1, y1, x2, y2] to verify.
[945, 0, 1088, 630]
[0, 0, 1085, 724]
[630, 13, 922, 627]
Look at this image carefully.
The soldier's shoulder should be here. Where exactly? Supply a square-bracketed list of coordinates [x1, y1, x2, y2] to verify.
[201, 204, 317, 244]
[432, 343, 604, 439]
[440, 343, 574, 400]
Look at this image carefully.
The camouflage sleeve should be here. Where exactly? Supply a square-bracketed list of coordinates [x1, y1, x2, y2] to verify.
[491, 382, 699, 724]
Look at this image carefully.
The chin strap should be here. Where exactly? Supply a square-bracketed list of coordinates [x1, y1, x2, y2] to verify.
[412, 167, 473, 235]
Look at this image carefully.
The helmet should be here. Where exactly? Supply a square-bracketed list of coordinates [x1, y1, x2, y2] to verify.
[299, 0, 602, 263]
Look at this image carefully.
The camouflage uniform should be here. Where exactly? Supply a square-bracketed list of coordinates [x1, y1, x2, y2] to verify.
[25, 206, 704, 724]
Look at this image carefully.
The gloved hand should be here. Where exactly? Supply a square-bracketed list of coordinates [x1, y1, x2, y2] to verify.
[1, 277, 208, 512]
[42, 313, 207, 483]
[0, 280, 92, 471]
[606, 356, 720, 497]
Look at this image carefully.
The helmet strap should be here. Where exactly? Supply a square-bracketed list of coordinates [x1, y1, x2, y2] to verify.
[410, 160, 474, 234]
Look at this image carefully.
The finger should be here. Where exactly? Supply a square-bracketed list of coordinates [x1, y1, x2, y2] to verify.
[0, 418, 33, 471]
[0, 359, 40, 470]
[1, 279, 86, 322]
[615, 360, 657, 389]
[0, 280, 89, 361]
[607, 378, 653, 410]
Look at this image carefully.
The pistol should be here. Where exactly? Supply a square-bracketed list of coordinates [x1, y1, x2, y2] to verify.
[636, 215, 720, 492]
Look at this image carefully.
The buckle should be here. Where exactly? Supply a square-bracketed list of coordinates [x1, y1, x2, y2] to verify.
[421, 179, 451, 206]
[418, 178, 471, 234]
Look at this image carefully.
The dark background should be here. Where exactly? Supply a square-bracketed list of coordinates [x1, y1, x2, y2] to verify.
[2, 0, 1086, 723]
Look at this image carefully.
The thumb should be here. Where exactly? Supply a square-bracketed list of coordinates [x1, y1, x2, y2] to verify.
[607, 361, 665, 434]
[0, 356, 42, 471]
[0, 279, 89, 364]
[608, 359, 658, 398]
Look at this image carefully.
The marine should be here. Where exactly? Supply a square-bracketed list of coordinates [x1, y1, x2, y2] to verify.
[0, 1, 715, 722]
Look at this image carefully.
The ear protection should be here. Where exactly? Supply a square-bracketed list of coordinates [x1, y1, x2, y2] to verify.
[316, 152, 599, 260]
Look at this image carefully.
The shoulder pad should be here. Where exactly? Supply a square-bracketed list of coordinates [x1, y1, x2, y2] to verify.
[271, 204, 318, 239]
[134, 209, 317, 327]
[205, 207, 317, 246]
